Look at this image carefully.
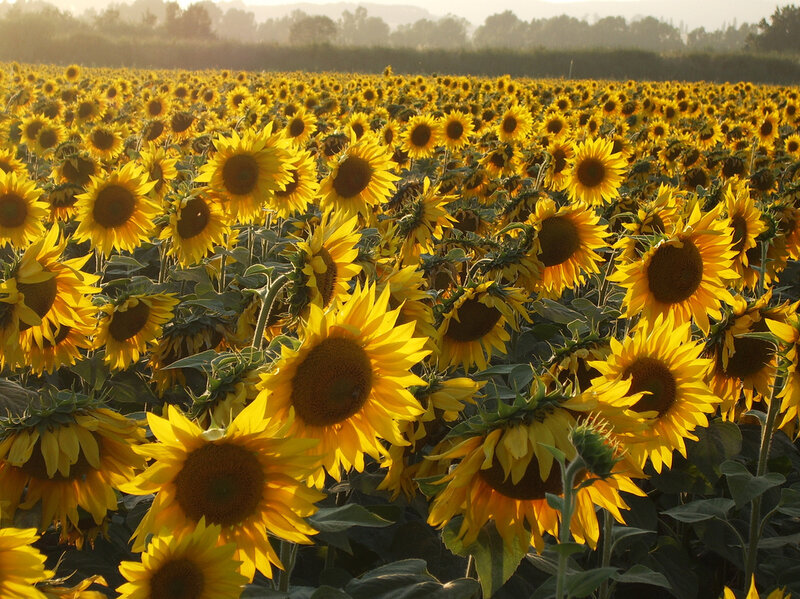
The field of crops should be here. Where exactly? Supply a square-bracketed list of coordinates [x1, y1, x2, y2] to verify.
[0, 62, 799, 599]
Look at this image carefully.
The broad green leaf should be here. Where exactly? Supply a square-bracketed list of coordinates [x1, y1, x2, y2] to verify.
[721, 460, 785, 508]
[443, 520, 526, 597]
[565, 567, 618, 597]
[777, 488, 800, 517]
[663, 498, 735, 523]
[161, 349, 219, 370]
[610, 526, 656, 554]
[759, 531, 800, 549]
[309, 504, 393, 533]
[345, 559, 480, 599]
[689, 419, 742, 481]
[613, 564, 671, 589]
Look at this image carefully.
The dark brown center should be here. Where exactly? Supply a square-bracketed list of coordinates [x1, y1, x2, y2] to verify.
[17, 276, 58, 331]
[538, 216, 580, 267]
[315, 247, 337, 310]
[332, 155, 372, 199]
[108, 300, 151, 342]
[91, 128, 115, 151]
[446, 120, 464, 140]
[576, 157, 606, 188]
[177, 197, 211, 239]
[502, 115, 518, 134]
[445, 297, 502, 342]
[646, 239, 703, 304]
[222, 154, 259, 196]
[479, 454, 563, 500]
[149, 558, 205, 599]
[290, 337, 373, 426]
[731, 214, 748, 255]
[175, 441, 265, 527]
[718, 320, 773, 380]
[624, 357, 678, 416]
[410, 124, 432, 148]
[93, 184, 136, 228]
[0, 193, 28, 228]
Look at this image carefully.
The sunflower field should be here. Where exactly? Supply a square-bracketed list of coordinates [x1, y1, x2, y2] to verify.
[0, 61, 800, 599]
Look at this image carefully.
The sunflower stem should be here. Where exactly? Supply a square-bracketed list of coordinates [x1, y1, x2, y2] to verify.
[252, 274, 289, 350]
[743, 376, 782, 585]
[157, 241, 169, 285]
[598, 509, 614, 599]
[555, 458, 584, 599]
[277, 540, 298, 592]
[465, 554, 475, 579]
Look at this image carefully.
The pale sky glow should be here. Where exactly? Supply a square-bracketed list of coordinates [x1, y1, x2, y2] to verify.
[171, 0, 780, 30]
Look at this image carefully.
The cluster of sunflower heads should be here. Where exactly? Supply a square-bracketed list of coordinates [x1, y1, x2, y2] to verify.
[0, 62, 799, 598]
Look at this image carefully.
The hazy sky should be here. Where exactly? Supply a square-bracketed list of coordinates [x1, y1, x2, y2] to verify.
[173, 0, 783, 30]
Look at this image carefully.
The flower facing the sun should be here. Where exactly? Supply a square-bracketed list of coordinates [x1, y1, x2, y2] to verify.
[257, 283, 430, 487]
[122, 400, 323, 581]
[610, 203, 738, 334]
[0, 172, 47, 249]
[590, 313, 720, 473]
[73, 162, 159, 257]
[565, 137, 626, 205]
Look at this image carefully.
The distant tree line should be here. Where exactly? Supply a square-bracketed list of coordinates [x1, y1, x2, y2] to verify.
[0, 0, 787, 54]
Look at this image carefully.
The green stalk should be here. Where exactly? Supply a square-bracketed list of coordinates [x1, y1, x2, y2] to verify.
[277, 540, 298, 592]
[555, 459, 584, 599]
[743, 378, 782, 584]
[251, 274, 289, 350]
[598, 510, 614, 599]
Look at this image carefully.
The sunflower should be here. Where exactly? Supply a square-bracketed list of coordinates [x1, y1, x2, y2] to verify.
[426, 381, 643, 553]
[141, 93, 170, 119]
[319, 134, 398, 218]
[167, 110, 197, 142]
[284, 108, 316, 146]
[390, 177, 456, 263]
[402, 114, 440, 160]
[528, 197, 608, 299]
[0, 278, 40, 368]
[196, 126, 292, 224]
[590, 313, 720, 473]
[257, 283, 429, 487]
[139, 144, 178, 203]
[291, 213, 361, 313]
[0, 147, 26, 177]
[19, 115, 48, 147]
[784, 133, 800, 159]
[722, 577, 789, 599]
[437, 281, 530, 372]
[20, 302, 96, 375]
[378, 375, 482, 500]
[117, 519, 247, 599]
[122, 401, 323, 581]
[544, 138, 574, 191]
[767, 314, 800, 431]
[497, 104, 533, 143]
[615, 184, 681, 263]
[267, 147, 318, 219]
[148, 316, 227, 396]
[610, 203, 738, 334]
[12, 227, 98, 354]
[0, 524, 51, 599]
[0, 172, 46, 248]
[0, 394, 145, 544]
[540, 109, 569, 139]
[33, 119, 65, 156]
[565, 137, 626, 205]
[440, 110, 474, 150]
[94, 293, 180, 371]
[84, 124, 125, 162]
[345, 111, 371, 140]
[376, 263, 437, 346]
[706, 292, 795, 418]
[723, 182, 767, 285]
[51, 153, 98, 188]
[74, 94, 104, 125]
[73, 162, 159, 257]
[160, 192, 229, 268]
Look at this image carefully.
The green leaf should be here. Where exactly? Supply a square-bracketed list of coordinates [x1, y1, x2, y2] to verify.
[445, 248, 467, 262]
[550, 542, 583, 558]
[532, 299, 582, 325]
[610, 526, 656, 554]
[613, 564, 671, 589]
[545, 492, 564, 511]
[243, 264, 273, 277]
[776, 488, 800, 517]
[161, 350, 219, 370]
[759, 531, 800, 549]
[689, 419, 742, 481]
[663, 498, 735, 523]
[721, 460, 785, 508]
[565, 567, 618, 597]
[345, 559, 480, 599]
[105, 255, 147, 270]
[442, 520, 526, 598]
[308, 504, 393, 533]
